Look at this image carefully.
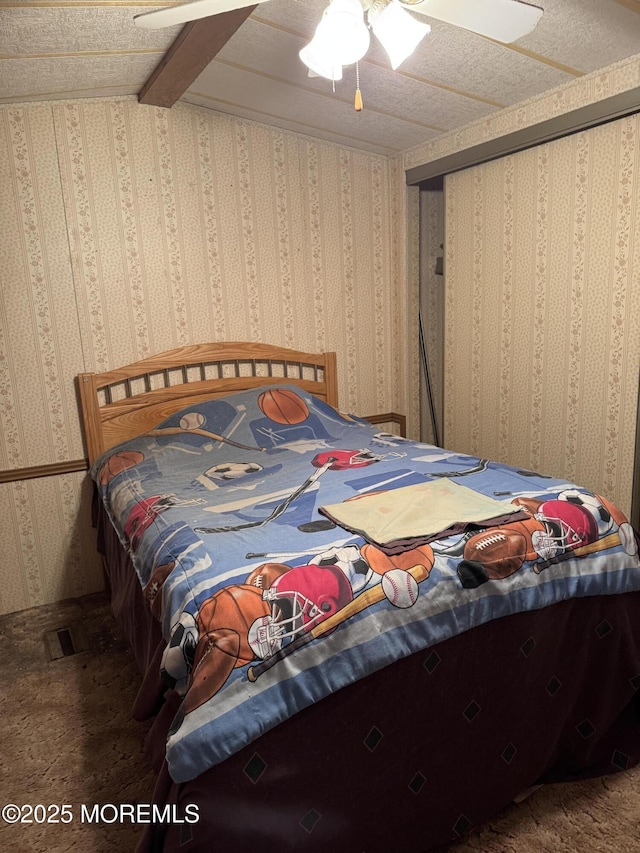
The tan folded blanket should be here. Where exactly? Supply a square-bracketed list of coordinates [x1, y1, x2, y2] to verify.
[319, 479, 522, 551]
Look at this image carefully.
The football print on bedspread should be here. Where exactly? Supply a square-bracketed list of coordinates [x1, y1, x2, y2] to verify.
[460, 528, 528, 586]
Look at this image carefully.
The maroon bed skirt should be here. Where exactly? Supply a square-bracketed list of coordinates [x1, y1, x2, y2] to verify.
[95, 498, 640, 853]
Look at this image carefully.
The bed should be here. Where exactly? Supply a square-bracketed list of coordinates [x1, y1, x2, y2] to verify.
[78, 342, 640, 853]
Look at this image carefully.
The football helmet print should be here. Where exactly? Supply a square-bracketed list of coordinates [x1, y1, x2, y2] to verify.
[124, 494, 175, 548]
[534, 499, 599, 557]
[311, 449, 382, 471]
[248, 563, 353, 659]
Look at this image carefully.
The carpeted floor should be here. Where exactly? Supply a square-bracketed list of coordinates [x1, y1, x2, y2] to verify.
[0, 594, 638, 853]
[0, 594, 155, 853]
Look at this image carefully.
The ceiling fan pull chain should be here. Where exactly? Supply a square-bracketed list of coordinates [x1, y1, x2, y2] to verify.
[355, 61, 363, 112]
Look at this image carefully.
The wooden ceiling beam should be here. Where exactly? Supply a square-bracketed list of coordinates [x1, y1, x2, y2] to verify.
[609, 0, 640, 13]
[138, 7, 257, 108]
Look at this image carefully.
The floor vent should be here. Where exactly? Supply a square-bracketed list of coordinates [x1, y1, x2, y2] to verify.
[45, 625, 88, 660]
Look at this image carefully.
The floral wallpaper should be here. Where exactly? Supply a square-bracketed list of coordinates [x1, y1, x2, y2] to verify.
[444, 112, 640, 518]
[0, 99, 416, 615]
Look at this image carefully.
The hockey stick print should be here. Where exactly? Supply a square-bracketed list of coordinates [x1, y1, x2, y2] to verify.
[247, 562, 430, 682]
[245, 548, 326, 560]
[430, 458, 489, 478]
[492, 484, 573, 498]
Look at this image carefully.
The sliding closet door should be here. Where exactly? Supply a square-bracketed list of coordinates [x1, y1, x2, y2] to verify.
[444, 113, 640, 521]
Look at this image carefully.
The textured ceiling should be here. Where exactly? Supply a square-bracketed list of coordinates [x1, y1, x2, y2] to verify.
[2, 0, 640, 154]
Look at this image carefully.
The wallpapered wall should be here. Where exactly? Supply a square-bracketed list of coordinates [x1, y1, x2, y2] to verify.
[444, 112, 640, 518]
[0, 99, 416, 616]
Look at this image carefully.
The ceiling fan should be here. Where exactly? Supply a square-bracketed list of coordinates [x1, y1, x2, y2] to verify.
[134, 0, 543, 90]
[134, 0, 543, 42]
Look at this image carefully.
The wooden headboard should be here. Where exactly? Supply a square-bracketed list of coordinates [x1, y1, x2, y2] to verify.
[78, 342, 338, 466]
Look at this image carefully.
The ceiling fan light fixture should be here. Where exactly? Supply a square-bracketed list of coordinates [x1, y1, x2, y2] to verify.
[300, 0, 370, 80]
[369, 0, 430, 70]
[300, 38, 343, 82]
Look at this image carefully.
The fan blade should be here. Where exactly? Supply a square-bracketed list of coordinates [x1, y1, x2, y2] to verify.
[134, 0, 268, 29]
[401, 0, 543, 43]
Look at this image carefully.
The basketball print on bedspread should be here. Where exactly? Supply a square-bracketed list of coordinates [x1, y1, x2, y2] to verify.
[249, 388, 338, 448]
[98, 450, 144, 484]
[258, 388, 309, 424]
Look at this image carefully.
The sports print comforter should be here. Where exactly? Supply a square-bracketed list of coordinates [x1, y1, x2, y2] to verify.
[91, 386, 640, 783]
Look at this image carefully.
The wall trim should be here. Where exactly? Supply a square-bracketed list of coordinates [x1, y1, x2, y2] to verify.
[0, 459, 88, 485]
[406, 86, 640, 186]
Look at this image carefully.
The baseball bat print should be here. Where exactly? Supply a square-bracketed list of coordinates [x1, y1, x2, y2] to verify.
[148, 424, 265, 453]
[247, 563, 430, 682]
